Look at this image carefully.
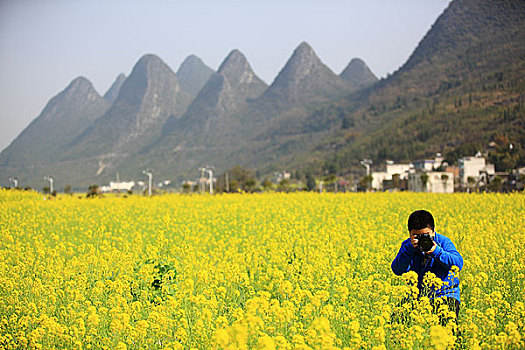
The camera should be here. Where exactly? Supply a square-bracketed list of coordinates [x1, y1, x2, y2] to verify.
[417, 233, 434, 252]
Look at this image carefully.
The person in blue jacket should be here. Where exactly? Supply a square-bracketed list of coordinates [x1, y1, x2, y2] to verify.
[391, 210, 464, 321]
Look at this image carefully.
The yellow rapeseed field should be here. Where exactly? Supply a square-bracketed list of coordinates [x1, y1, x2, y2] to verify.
[0, 189, 524, 349]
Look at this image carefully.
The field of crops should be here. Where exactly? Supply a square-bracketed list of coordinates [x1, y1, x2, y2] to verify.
[1, 190, 524, 349]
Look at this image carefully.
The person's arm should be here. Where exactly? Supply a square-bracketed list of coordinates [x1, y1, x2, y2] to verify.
[391, 239, 418, 275]
[429, 237, 463, 270]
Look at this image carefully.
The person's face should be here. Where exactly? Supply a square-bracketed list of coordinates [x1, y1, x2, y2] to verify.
[410, 227, 434, 240]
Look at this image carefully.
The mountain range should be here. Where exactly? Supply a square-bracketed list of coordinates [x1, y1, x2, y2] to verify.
[1, 0, 523, 189]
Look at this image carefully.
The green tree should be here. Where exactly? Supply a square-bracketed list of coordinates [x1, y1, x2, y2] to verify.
[228, 180, 239, 192]
[261, 178, 273, 191]
[518, 174, 525, 191]
[488, 176, 503, 192]
[360, 175, 373, 191]
[277, 179, 290, 192]
[228, 166, 256, 192]
[467, 176, 476, 193]
[215, 166, 256, 193]
[182, 183, 191, 193]
[441, 174, 449, 192]
[420, 174, 429, 192]
[305, 172, 316, 191]
[245, 179, 256, 192]
[488, 134, 522, 172]
[323, 174, 337, 192]
[87, 185, 100, 198]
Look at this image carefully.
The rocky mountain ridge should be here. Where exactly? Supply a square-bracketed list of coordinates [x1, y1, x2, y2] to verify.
[162, 49, 268, 141]
[259, 42, 350, 110]
[310, 0, 525, 174]
[175, 55, 215, 97]
[0, 77, 109, 167]
[9, 0, 523, 190]
[103, 74, 126, 105]
[340, 58, 378, 89]
[0, 42, 376, 187]
[64, 54, 192, 165]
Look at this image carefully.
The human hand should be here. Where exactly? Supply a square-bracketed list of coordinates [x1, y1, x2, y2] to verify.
[411, 235, 419, 249]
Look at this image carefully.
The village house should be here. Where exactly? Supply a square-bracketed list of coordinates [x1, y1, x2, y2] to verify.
[101, 181, 135, 193]
[408, 170, 455, 193]
[371, 161, 413, 191]
[458, 152, 495, 190]
[412, 153, 445, 171]
[370, 154, 456, 193]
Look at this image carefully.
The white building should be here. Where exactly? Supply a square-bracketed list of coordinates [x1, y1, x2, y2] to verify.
[371, 161, 413, 190]
[101, 181, 135, 193]
[408, 171, 455, 193]
[273, 171, 291, 183]
[459, 153, 495, 187]
[371, 171, 389, 190]
[386, 162, 413, 177]
[413, 153, 445, 171]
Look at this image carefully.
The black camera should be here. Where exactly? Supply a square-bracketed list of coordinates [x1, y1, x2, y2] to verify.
[417, 233, 434, 252]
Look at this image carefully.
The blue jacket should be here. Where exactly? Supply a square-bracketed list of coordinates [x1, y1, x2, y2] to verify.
[391, 233, 463, 302]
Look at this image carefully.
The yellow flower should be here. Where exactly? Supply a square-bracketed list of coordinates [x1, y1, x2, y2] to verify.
[2, 190, 524, 349]
[116, 341, 127, 350]
[257, 335, 276, 350]
[404, 271, 419, 285]
[429, 324, 455, 350]
[505, 322, 522, 348]
[135, 320, 149, 339]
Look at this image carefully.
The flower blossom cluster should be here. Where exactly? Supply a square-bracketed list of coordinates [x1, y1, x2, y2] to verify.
[0, 190, 523, 349]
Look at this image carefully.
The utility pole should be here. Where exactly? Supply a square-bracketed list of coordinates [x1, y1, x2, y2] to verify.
[199, 166, 214, 194]
[199, 167, 206, 193]
[225, 172, 230, 193]
[360, 159, 373, 176]
[142, 169, 153, 196]
[360, 159, 373, 192]
[8, 176, 18, 188]
[207, 168, 214, 195]
[509, 143, 519, 191]
[44, 176, 54, 193]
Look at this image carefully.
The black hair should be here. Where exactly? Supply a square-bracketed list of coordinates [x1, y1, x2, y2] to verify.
[408, 210, 435, 232]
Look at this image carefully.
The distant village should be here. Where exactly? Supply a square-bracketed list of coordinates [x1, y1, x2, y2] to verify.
[367, 152, 523, 193]
[84, 150, 524, 195]
[5, 151, 523, 195]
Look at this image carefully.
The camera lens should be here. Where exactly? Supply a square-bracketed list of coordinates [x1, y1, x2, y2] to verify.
[418, 234, 433, 252]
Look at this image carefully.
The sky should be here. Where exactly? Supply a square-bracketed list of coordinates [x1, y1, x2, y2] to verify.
[0, 0, 451, 152]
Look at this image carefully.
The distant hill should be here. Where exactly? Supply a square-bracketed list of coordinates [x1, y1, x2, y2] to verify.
[103, 73, 126, 105]
[255, 42, 350, 114]
[143, 42, 355, 180]
[63, 54, 193, 174]
[175, 55, 215, 97]
[297, 0, 525, 174]
[1, 0, 523, 189]
[340, 58, 378, 89]
[161, 49, 268, 144]
[0, 77, 109, 167]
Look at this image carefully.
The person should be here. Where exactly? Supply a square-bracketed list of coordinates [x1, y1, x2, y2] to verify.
[391, 210, 464, 322]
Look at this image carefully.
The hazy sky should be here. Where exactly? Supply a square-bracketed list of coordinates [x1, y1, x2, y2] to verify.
[0, 0, 451, 152]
